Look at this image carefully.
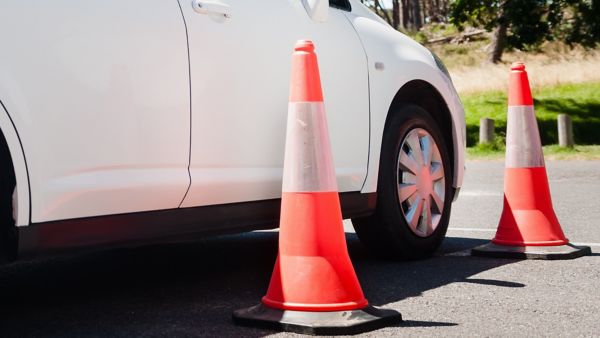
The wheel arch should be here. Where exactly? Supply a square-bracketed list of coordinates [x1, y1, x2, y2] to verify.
[0, 100, 31, 228]
[360, 77, 464, 201]
[386, 80, 455, 180]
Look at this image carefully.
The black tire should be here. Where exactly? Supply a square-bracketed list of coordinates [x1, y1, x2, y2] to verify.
[353, 104, 452, 260]
[0, 139, 17, 263]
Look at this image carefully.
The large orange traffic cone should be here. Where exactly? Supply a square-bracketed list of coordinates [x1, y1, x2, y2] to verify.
[472, 63, 590, 260]
[233, 40, 401, 335]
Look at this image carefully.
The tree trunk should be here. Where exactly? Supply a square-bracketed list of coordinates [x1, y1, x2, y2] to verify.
[428, 0, 437, 23]
[392, 0, 400, 29]
[488, 1, 509, 63]
[410, 0, 422, 30]
[488, 22, 507, 63]
[429, 0, 447, 23]
[401, 0, 410, 30]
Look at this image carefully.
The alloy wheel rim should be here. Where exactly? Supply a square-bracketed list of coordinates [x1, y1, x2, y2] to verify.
[396, 128, 445, 237]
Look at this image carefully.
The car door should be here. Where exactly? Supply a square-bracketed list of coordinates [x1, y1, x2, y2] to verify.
[0, 0, 191, 222]
[179, 0, 369, 207]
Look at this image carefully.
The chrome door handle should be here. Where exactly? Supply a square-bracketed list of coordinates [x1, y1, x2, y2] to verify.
[192, 0, 232, 18]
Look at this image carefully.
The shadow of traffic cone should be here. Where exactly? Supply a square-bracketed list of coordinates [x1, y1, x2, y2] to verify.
[232, 40, 402, 335]
[472, 63, 591, 260]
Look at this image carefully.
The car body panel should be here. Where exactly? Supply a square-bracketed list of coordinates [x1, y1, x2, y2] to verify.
[0, 0, 192, 223]
[178, 0, 370, 207]
[344, 0, 465, 192]
[0, 0, 465, 259]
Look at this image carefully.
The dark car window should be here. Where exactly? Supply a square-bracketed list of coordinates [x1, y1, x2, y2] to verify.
[330, 0, 351, 11]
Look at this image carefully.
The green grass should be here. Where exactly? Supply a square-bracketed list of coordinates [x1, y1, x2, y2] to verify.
[461, 82, 600, 146]
[467, 145, 600, 160]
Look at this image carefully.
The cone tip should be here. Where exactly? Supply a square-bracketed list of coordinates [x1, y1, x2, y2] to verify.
[295, 40, 315, 53]
[508, 61, 533, 106]
[511, 62, 526, 71]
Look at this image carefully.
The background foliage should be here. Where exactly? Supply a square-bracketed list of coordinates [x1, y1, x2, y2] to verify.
[360, 0, 600, 62]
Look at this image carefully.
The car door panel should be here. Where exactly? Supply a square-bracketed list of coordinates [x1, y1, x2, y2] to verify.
[180, 0, 369, 207]
[0, 0, 191, 222]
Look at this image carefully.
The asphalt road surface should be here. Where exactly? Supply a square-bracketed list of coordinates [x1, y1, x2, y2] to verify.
[0, 160, 598, 337]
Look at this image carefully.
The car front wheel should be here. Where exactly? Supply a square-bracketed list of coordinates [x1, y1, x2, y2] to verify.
[353, 104, 452, 259]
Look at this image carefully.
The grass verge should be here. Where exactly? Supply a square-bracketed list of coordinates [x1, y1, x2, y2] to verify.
[461, 82, 600, 146]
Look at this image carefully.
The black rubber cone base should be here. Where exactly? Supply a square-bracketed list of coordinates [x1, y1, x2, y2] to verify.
[471, 242, 591, 260]
[233, 303, 402, 335]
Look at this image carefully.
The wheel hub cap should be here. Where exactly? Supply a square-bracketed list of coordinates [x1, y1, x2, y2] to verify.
[417, 165, 433, 197]
[397, 128, 445, 237]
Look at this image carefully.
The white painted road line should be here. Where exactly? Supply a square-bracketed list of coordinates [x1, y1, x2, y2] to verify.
[573, 242, 600, 247]
[459, 190, 503, 197]
[448, 227, 496, 232]
[444, 249, 472, 257]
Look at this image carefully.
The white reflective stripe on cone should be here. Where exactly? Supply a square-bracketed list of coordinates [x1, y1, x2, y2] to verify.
[505, 105, 545, 168]
[282, 102, 338, 193]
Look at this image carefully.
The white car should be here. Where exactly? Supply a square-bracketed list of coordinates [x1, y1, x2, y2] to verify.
[0, 0, 465, 262]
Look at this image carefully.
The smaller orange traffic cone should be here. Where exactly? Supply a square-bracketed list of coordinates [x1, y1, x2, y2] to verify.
[472, 63, 590, 260]
[232, 40, 401, 335]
